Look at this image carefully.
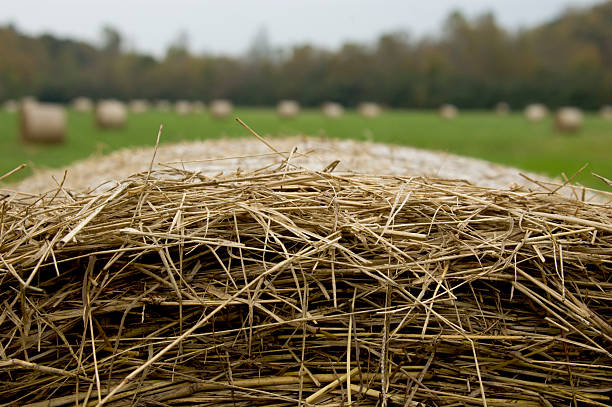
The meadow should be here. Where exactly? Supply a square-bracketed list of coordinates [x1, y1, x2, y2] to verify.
[1, 108, 611, 190]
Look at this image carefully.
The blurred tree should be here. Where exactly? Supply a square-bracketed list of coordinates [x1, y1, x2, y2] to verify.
[1, 1, 611, 108]
[101, 25, 122, 54]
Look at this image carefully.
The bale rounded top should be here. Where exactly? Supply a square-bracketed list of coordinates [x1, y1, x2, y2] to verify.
[2, 158, 611, 406]
[600, 105, 612, 119]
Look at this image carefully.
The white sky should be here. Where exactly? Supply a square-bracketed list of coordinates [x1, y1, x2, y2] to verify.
[0, 0, 603, 57]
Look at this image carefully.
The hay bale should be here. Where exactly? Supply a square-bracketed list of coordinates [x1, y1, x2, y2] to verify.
[129, 99, 149, 113]
[358, 102, 381, 118]
[191, 100, 206, 113]
[71, 97, 93, 112]
[277, 100, 300, 118]
[524, 103, 548, 121]
[210, 99, 233, 118]
[321, 102, 344, 118]
[494, 101, 510, 115]
[600, 105, 612, 119]
[155, 99, 171, 112]
[2, 162, 612, 406]
[2, 99, 18, 113]
[19, 101, 66, 143]
[554, 107, 583, 133]
[21, 96, 37, 104]
[175, 100, 193, 115]
[439, 104, 458, 119]
[14, 137, 581, 196]
[95, 100, 127, 129]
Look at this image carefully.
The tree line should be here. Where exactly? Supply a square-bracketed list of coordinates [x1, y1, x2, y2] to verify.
[1, 1, 611, 109]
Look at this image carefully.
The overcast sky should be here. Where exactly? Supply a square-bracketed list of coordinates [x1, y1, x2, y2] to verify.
[0, 0, 603, 57]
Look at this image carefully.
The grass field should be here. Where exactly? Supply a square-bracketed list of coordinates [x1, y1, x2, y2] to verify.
[1, 108, 611, 190]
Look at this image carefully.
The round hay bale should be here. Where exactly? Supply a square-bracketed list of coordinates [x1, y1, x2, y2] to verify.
[439, 104, 458, 120]
[494, 102, 510, 115]
[95, 100, 127, 129]
[13, 136, 571, 195]
[21, 96, 37, 105]
[129, 99, 149, 113]
[277, 100, 300, 118]
[191, 101, 206, 113]
[175, 100, 193, 115]
[2, 99, 18, 113]
[554, 107, 583, 133]
[524, 104, 548, 121]
[20, 101, 66, 143]
[600, 105, 612, 120]
[155, 100, 171, 112]
[358, 102, 381, 118]
[210, 99, 233, 119]
[71, 97, 93, 112]
[322, 102, 344, 118]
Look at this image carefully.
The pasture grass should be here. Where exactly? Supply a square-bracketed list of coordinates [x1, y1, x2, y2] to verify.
[0, 108, 610, 190]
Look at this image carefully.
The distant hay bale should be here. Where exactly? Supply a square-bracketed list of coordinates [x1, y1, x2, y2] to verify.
[175, 100, 193, 115]
[155, 100, 171, 112]
[495, 102, 510, 115]
[322, 102, 344, 118]
[95, 100, 127, 129]
[358, 102, 381, 118]
[554, 107, 583, 133]
[524, 104, 548, 121]
[2, 99, 18, 113]
[277, 100, 300, 118]
[439, 104, 458, 119]
[71, 97, 93, 112]
[19, 101, 66, 143]
[129, 99, 149, 113]
[210, 99, 233, 118]
[21, 96, 37, 105]
[600, 105, 612, 120]
[191, 101, 206, 113]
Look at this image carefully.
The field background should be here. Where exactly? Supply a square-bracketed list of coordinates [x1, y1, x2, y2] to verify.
[1, 109, 611, 191]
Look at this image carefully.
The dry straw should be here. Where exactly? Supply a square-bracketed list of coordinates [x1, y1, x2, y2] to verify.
[0, 130, 611, 406]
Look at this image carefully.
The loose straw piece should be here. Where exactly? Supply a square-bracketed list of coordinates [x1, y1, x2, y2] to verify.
[305, 367, 359, 404]
[0, 164, 27, 183]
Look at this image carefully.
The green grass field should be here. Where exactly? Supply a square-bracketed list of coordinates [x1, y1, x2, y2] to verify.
[1, 109, 611, 190]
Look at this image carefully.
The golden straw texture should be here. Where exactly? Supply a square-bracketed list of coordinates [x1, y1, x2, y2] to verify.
[1, 161, 611, 406]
